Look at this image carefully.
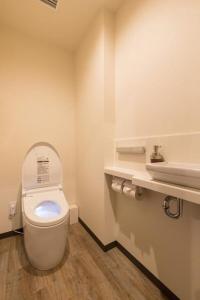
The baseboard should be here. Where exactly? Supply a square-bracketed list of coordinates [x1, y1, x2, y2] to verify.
[0, 228, 23, 240]
[79, 218, 179, 300]
[116, 242, 179, 300]
[78, 218, 117, 252]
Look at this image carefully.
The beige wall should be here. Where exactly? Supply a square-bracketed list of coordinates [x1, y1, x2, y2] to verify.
[115, 0, 200, 139]
[75, 12, 105, 242]
[0, 26, 76, 233]
[75, 2, 200, 298]
[114, 1, 200, 299]
[1, 1, 200, 298]
[75, 10, 116, 244]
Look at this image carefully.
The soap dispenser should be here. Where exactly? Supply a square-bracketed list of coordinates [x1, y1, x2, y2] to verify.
[150, 145, 164, 163]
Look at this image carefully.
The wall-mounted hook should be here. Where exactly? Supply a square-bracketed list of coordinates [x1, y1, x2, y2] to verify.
[162, 196, 183, 219]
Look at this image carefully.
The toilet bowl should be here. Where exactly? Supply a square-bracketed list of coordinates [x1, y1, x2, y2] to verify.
[22, 143, 69, 270]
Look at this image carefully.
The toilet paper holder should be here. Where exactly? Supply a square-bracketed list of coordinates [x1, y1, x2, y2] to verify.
[111, 177, 143, 198]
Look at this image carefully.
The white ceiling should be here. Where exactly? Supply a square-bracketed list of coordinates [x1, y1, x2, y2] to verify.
[0, 0, 123, 51]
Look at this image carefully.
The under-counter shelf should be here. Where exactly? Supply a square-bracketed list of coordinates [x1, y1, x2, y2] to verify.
[104, 166, 200, 205]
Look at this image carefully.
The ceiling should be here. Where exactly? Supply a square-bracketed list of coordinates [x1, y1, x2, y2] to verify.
[0, 0, 123, 51]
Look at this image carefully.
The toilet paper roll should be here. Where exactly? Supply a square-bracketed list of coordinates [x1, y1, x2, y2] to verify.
[123, 186, 136, 198]
[111, 182, 123, 193]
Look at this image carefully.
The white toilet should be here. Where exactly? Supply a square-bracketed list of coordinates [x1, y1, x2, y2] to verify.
[22, 143, 69, 270]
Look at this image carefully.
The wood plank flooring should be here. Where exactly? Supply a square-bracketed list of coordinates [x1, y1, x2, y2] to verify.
[0, 223, 168, 300]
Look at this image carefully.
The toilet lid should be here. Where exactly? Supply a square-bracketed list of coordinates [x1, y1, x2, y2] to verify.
[23, 188, 69, 227]
[22, 143, 62, 191]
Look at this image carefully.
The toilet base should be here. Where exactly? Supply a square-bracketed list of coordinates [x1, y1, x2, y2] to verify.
[23, 214, 69, 270]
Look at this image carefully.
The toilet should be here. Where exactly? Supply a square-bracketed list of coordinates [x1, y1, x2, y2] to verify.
[22, 143, 69, 270]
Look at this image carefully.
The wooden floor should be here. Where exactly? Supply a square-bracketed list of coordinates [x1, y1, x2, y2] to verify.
[0, 223, 168, 300]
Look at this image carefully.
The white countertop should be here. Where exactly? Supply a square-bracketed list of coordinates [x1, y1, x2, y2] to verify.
[104, 166, 200, 205]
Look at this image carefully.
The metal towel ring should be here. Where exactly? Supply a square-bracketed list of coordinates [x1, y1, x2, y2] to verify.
[162, 196, 183, 219]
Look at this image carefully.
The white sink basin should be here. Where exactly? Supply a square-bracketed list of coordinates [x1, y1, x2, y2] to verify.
[146, 162, 200, 189]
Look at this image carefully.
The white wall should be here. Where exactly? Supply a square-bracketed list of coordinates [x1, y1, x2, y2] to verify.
[114, 1, 200, 299]
[1, 2, 200, 298]
[115, 0, 200, 139]
[75, 2, 200, 298]
[75, 10, 116, 245]
[75, 12, 105, 243]
[0, 26, 76, 233]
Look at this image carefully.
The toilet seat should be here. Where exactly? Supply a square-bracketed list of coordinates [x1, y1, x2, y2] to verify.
[23, 186, 69, 227]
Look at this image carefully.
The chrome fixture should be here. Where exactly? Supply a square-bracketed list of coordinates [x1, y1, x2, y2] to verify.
[162, 196, 183, 219]
[136, 186, 143, 198]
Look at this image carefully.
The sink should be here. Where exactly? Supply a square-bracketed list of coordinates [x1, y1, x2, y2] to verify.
[146, 162, 200, 189]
